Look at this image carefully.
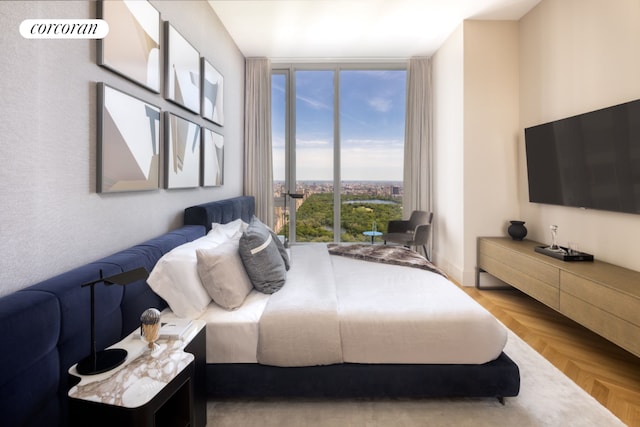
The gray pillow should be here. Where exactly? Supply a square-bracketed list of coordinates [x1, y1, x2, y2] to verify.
[269, 229, 290, 270]
[239, 216, 287, 294]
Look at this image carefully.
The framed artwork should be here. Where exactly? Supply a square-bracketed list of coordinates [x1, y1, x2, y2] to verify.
[202, 59, 224, 126]
[97, 83, 161, 193]
[201, 128, 224, 186]
[98, 0, 161, 93]
[165, 112, 201, 189]
[165, 22, 200, 113]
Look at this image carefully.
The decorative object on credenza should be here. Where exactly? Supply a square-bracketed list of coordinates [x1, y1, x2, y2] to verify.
[567, 241, 580, 255]
[534, 245, 594, 262]
[548, 224, 563, 252]
[77, 267, 149, 375]
[534, 225, 593, 261]
[201, 128, 224, 187]
[97, 83, 161, 193]
[140, 308, 161, 352]
[165, 21, 200, 113]
[165, 112, 201, 189]
[202, 58, 224, 126]
[507, 220, 527, 241]
[98, 0, 161, 93]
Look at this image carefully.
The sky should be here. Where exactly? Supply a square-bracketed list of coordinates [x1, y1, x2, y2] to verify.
[272, 69, 406, 182]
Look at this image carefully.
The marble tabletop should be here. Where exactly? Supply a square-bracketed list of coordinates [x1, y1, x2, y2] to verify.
[68, 319, 204, 408]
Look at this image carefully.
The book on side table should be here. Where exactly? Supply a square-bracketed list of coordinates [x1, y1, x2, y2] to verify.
[159, 318, 193, 339]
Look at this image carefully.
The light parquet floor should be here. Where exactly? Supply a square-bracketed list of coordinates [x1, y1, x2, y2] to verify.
[462, 285, 640, 427]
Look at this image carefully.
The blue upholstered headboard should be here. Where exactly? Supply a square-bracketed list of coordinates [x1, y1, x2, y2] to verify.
[0, 225, 206, 427]
[0, 196, 254, 427]
[184, 196, 255, 232]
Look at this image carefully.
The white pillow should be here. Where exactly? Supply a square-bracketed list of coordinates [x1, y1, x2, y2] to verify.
[207, 219, 248, 243]
[147, 236, 216, 318]
[196, 239, 253, 310]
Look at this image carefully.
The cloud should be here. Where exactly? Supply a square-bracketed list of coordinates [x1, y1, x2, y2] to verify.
[341, 146, 403, 181]
[343, 138, 404, 149]
[295, 138, 404, 181]
[368, 96, 392, 113]
[272, 80, 285, 93]
[297, 93, 332, 111]
[297, 138, 332, 148]
[272, 134, 286, 148]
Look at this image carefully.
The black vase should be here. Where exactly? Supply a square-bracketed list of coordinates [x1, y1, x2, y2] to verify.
[507, 220, 527, 241]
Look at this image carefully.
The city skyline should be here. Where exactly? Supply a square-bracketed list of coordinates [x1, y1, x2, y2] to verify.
[273, 180, 403, 200]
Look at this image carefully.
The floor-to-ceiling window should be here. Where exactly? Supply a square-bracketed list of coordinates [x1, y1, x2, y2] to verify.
[272, 65, 406, 244]
[272, 71, 287, 234]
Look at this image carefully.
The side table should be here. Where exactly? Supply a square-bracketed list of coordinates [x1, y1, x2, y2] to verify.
[68, 319, 206, 427]
[363, 230, 383, 244]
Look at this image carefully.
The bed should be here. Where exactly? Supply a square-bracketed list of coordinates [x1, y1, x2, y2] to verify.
[179, 197, 520, 401]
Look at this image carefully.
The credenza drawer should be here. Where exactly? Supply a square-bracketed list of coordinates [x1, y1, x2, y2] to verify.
[560, 292, 640, 357]
[479, 239, 559, 287]
[561, 271, 640, 328]
[479, 252, 559, 309]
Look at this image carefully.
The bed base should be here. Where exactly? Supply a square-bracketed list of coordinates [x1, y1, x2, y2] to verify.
[207, 352, 520, 401]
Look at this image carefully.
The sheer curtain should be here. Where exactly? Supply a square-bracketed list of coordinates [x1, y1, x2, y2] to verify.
[244, 58, 274, 226]
[403, 57, 433, 254]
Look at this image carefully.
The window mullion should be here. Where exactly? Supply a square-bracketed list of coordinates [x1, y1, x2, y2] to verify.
[287, 67, 297, 244]
[333, 67, 341, 243]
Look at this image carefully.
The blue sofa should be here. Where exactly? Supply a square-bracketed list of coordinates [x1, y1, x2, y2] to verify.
[0, 196, 255, 427]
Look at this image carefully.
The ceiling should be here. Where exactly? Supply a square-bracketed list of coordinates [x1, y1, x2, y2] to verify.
[208, 0, 541, 62]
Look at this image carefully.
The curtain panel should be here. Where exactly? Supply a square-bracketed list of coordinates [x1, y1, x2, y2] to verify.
[403, 57, 433, 214]
[244, 58, 274, 226]
[403, 57, 433, 255]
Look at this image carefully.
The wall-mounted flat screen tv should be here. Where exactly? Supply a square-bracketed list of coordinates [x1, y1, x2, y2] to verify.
[524, 99, 640, 215]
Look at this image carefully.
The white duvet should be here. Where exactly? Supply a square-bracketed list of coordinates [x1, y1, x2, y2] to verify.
[200, 244, 507, 365]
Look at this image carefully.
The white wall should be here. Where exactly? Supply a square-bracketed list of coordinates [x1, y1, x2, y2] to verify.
[433, 21, 520, 285]
[519, 0, 640, 271]
[432, 25, 465, 283]
[0, 1, 245, 296]
[463, 21, 520, 284]
[434, 0, 640, 283]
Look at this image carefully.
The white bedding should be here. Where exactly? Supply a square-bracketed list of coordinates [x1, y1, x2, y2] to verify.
[333, 254, 506, 364]
[257, 244, 343, 366]
[198, 290, 268, 363]
[199, 244, 507, 365]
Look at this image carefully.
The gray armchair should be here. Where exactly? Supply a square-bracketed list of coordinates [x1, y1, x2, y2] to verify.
[382, 210, 433, 260]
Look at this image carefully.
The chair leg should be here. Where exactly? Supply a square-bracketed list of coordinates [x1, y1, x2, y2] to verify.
[423, 245, 430, 261]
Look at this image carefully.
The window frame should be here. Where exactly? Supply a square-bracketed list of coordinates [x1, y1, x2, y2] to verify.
[272, 62, 407, 244]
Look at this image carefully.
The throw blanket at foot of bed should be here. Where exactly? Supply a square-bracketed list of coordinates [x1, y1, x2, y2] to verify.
[327, 243, 448, 278]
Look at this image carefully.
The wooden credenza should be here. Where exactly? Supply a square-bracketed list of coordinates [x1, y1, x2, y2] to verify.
[477, 237, 640, 358]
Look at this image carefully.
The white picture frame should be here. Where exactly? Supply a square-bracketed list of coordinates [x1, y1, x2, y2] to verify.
[165, 22, 200, 113]
[201, 58, 224, 126]
[165, 112, 201, 188]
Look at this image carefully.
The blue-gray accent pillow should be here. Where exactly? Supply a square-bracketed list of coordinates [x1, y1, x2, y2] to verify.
[269, 229, 290, 271]
[239, 216, 287, 294]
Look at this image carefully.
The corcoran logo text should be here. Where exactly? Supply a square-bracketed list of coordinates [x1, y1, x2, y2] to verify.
[20, 19, 109, 39]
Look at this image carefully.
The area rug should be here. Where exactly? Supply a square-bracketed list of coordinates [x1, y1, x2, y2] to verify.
[206, 329, 626, 426]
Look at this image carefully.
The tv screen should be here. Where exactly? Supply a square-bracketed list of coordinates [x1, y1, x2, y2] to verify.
[524, 99, 640, 215]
